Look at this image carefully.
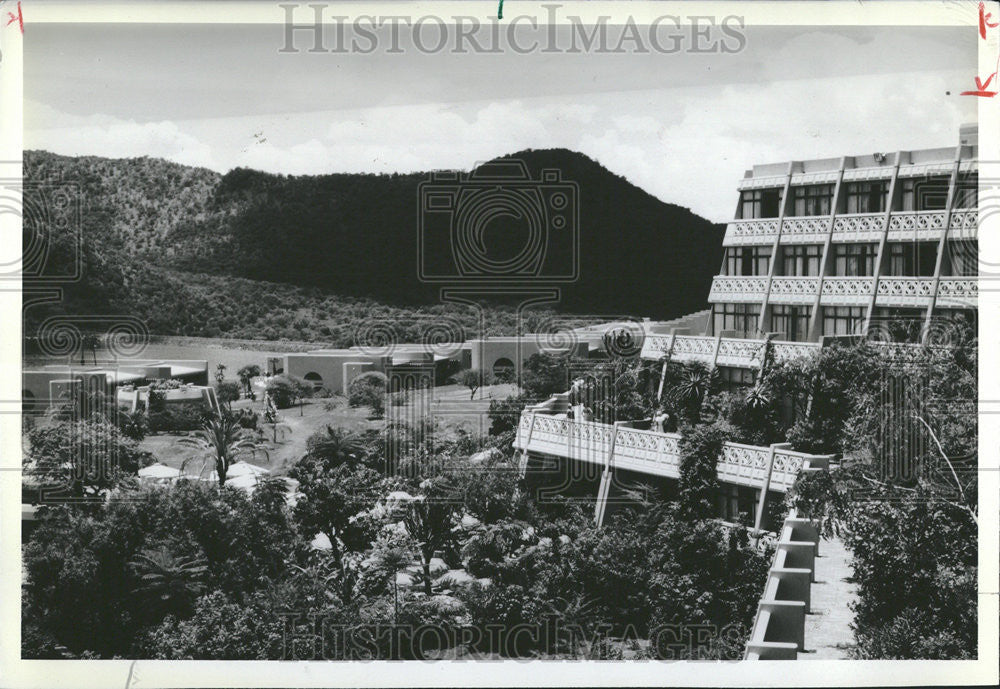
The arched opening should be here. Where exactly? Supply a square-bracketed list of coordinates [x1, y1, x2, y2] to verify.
[22, 389, 36, 415]
[303, 372, 324, 389]
[492, 357, 515, 383]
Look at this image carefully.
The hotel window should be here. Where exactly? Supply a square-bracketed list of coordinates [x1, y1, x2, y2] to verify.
[833, 243, 878, 276]
[740, 188, 782, 219]
[945, 241, 977, 276]
[899, 176, 950, 211]
[822, 307, 865, 337]
[713, 304, 760, 335]
[954, 173, 978, 209]
[791, 184, 834, 216]
[718, 366, 756, 388]
[723, 247, 771, 276]
[887, 242, 937, 276]
[844, 181, 888, 213]
[770, 305, 811, 341]
[779, 245, 822, 276]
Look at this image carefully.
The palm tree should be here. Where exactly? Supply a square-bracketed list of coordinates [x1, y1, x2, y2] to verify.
[178, 414, 269, 486]
[130, 546, 207, 614]
[80, 332, 101, 366]
[307, 425, 363, 468]
[374, 544, 413, 624]
[237, 364, 262, 396]
[669, 361, 717, 425]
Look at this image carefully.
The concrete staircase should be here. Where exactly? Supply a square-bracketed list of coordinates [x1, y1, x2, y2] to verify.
[644, 309, 711, 336]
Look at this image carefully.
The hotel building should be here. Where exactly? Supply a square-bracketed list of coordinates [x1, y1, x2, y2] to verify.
[639, 124, 978, 383]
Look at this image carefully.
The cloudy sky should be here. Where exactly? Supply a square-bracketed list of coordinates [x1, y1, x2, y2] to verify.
[25, 19, 976, 221]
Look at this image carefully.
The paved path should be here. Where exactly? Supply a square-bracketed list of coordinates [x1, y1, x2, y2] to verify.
[801, 536, 858, 659]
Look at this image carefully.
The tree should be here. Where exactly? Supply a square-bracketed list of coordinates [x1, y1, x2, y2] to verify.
[677, 423, 728, 521]
[23, 418, 148, 499]
[178, 415, 269, 486]
[306, 426, 365, 468]
[665, 361, 718, 425]
[265, 374, 309, 409]
[347, 372, 387, 418]
[401, 477, 459, 595]
[116, 408, 149, 442]
[214, 363, 227, 384]
[521, 352, 571, 400]
[130, 546, 208, 617]
[488, 393, 530, 436]
[236, 364, 262, 396]
[289, 456, 383, 594]
[452, 368, 492, 400]
[216, 381, 241, 411]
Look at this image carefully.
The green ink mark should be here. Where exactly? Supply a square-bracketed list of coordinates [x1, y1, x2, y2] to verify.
[498, 0, 504, 20]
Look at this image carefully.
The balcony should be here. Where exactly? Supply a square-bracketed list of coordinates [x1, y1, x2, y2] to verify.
[831, 212, 884, 243]
[514, 411, 829, 490]
[770, 340, 821, 363]
[819, 277, 875, 306]
[767, 276, 820, 305]
[671, 335, 721, 364]
[778, 216, 830, 245]
[725, 209, 977, 248]
[723, 218, 779, 247]
[886, 210, 947, 242]
[948, 209, 978, 241]
[875, 277, 934, 307]
[715, 338, 767, 368]
[708, 276, 768, 303]
[936, 278, 977, 308]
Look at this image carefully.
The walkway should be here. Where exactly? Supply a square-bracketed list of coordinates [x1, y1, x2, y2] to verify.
[801, 536, 858, 659]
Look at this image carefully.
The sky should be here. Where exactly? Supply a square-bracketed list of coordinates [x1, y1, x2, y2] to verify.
[24, 20, 977, 222]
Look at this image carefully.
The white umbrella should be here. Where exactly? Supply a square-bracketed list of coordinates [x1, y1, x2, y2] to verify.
[226, 461, 270, 478]
[138, 464, 181, 480]
[226, 473, 262, 492]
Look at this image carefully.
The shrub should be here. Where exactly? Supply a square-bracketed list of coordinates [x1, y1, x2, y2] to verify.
[347, 372, 387, 418]
[678, 423, 729, 521]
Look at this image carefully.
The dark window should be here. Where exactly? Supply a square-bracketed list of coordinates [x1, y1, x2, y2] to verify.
[833, 243, 878, 276]
[770, 305, 812, 341]
[792, 184, 834, 216]
[713, 304, 761, 336]
[899, 176, 950, 211]
[822, 306, 866, 337]
[779, 245, 823, 276]
[724, 247, 772, 276]
[718, 366, 756, 388]
[741, 188, 782, 219]
[888, 242, 938, 276]
[845, 181, 888, 213]
[954, 172, 978, 209]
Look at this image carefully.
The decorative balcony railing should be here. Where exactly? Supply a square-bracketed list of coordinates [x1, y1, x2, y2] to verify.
[769, 340, 821, 363]
[875, 277, 934, 307]
[948, 208, 978, 241]
[778, 216, 830, 244]
[715, 338, 767, 368]
[514, 412, 829, 491]
[639, 333, 673, 360]
[708, 276, 768, 303]
[723, 218, 779, 247]
[886, 210, 947, 242]
[767, 277, 820, 305]
[725, 209, 977, 248]
[936, 278, 977, 307]
[670, 335, 718, 363]
[819, 276, 875, 306]
[831, 212, 884, 243]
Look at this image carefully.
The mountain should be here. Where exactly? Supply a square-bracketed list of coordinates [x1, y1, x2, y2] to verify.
[23, 149, 724, 338]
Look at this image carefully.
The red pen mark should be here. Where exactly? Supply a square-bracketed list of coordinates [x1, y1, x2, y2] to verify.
[5, 1, 23, 34]
[961, 71, 998, 98]
[980, 2, 998, 40]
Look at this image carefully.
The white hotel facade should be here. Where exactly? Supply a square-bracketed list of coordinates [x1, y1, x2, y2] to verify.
[638, 124, 978, 383]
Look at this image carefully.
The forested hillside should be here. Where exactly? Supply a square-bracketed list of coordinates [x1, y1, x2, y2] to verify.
[23, 149, 724, 340]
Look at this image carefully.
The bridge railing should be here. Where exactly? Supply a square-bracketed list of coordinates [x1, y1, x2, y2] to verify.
[514, 409, 829, 492]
